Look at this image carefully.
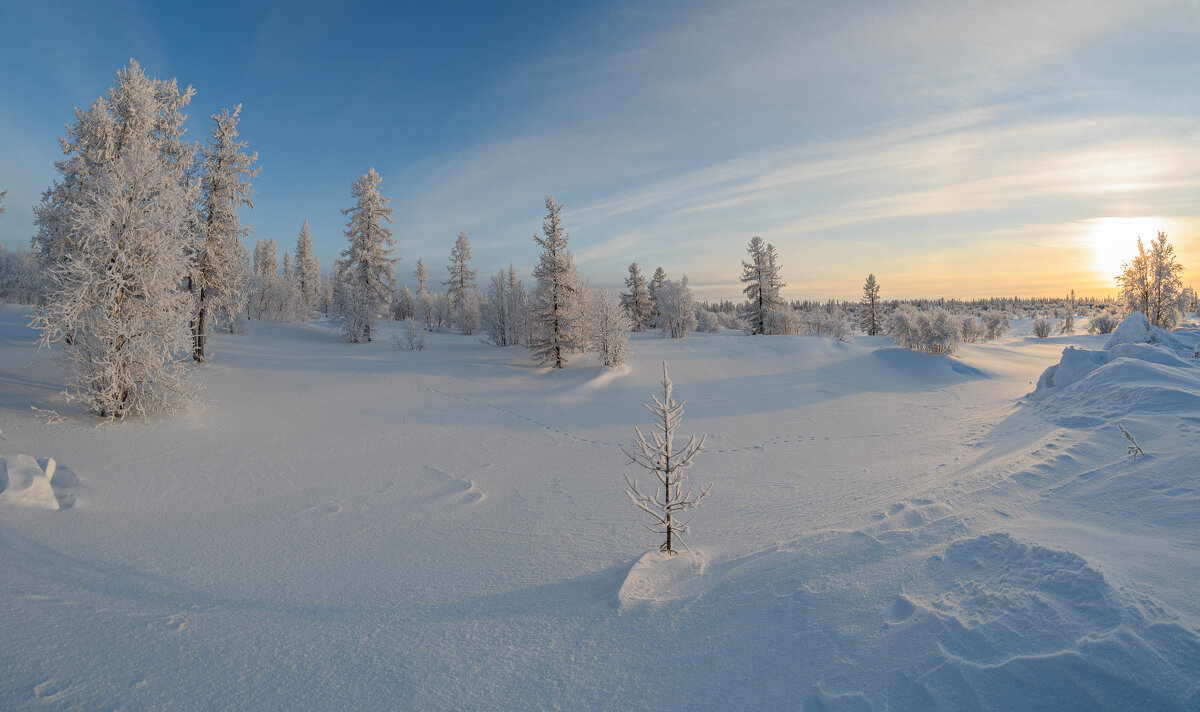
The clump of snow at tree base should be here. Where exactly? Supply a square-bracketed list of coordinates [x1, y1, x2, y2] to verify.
[1, 304, 1197, 711]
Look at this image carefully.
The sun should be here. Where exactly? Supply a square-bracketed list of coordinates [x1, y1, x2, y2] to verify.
[1084, 217, 1165, 282]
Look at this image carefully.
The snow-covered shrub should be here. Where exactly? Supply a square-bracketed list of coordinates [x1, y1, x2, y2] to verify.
[804, 307, 849, 341]
[695, 307, 720, 333]
[918, 309, 962, 354]
[984, 313, 1010, 340]
[762, 306, 802, 335]
[884, 307, 919, 349]
[393, 318, 428, 351]
[1088, 311, 1120, 334]
[960, 316, 983, 343]
[1031, 317, 1053, 338]
[715, 311, 743, 331]
[886, 307, 961, 354]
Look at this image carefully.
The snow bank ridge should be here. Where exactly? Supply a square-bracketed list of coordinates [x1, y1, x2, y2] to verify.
[1034, 312, 1199, 399]
[0, 454, 78, 510]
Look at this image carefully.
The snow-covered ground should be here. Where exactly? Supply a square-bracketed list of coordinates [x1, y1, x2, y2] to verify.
[1, 303, 1197, 710]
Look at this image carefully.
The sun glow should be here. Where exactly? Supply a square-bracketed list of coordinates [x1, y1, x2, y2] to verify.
[1084, 217, 1166, 282]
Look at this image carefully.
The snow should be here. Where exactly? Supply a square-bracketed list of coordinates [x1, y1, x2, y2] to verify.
[1, 304, 1197, 710]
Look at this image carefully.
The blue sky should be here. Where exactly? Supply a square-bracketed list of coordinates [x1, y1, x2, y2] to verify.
[2, 0, 1198, 299]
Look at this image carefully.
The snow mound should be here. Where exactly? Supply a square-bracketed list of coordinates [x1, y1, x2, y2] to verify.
[1034, 316, 1199, 405]
[1103, 311, 1192, 352]
[616, 550, 706, 611]
[0, 454, 60, 510]
[892, 533, 1200, 709]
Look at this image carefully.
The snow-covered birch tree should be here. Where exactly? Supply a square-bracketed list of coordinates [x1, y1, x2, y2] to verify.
[1147, 231, 1184, 329]
[335, 168, 397, 342]
[583, 287, 632, 367]
[620, 262, 653, 331]
[413, 257, 435, 327]
[530, 196, 583, 368]
[192, 105, 257, 360]
[484, 265, 529, 347]
[654, 276, 697, 338]
[859, 274, 882, 336]
[444, 231, 478, 334]
[624, 362, 711, 555]
[1117, 237, 1152, 320]
[249, 238, 279, 319]
[740, 236, 786, 335]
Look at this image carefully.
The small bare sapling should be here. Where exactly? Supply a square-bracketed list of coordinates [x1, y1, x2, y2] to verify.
[1118, 424, 1144, 458]
[623, 362, 711, 556]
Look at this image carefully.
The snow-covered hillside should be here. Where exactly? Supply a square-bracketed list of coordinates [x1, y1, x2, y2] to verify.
[1, 304, 1197, 710]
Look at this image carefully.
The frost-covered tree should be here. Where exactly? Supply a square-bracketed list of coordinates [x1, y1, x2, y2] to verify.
[530, 196, 583, 368]
[740, 236, 786, 335]
[624, 362, 711, 555]
[1147, 231, 1185, 329]
[34, 60, 196, 273]
[859, 274, 882, 336]
[33, 60, 199, 419]
[583, 287, 632, 367]
[0, 244, 41, 305]
[393, 284, 415, 321]
[34, 126, 196, 418]
[413, 257, 435, 327]
[275, 250, 304, 321]
[0, 188, 6, 217]
[444, 231, 478, 334]
[1117, 232, 1185, 329]
[192, 105, 257, 361]
[655, 276, 697, 338]
[1117, 237, 1151, 319]
[294, 219, 320, 314]
[620, 262, 653, 331]
[335, 168, 397, 342]
[1059, 290, 1076, 335]
[647, 266, 667, 327]
[483, 265, 530, 347]
[250, 237, 280, 319]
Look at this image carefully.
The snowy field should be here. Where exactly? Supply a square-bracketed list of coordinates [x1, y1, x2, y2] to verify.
[1, 302, 1198, 710]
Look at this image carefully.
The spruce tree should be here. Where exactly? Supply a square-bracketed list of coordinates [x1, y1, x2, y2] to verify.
[295, 219, 320, 315]
[859, 274, 882, 336]
[620, 262, 653, 331]
[530, 196, 583, 368]
[192, 105, 257, 360]
[740, 236, 785, 335]
[444, 231, 478, 334]
[335, 168, 397, 342]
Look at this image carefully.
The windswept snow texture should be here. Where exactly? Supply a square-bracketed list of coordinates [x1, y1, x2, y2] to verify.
[1, 305, 1197, 710]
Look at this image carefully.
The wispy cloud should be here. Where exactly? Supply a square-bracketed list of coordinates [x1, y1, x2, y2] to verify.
[385, 0, 1200, 297]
